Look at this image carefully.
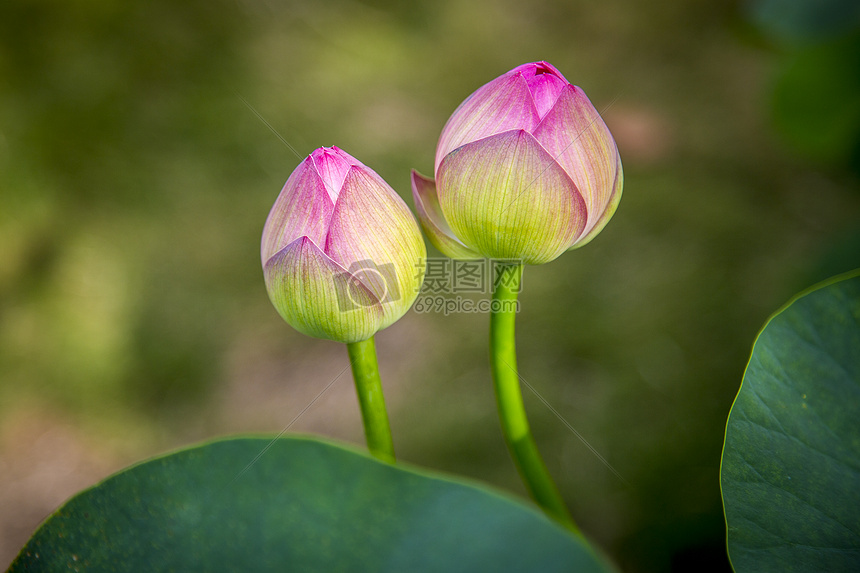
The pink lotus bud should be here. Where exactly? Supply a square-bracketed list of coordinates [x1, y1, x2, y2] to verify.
[262, 147, 426, 343]
[412, 62, 623, 264]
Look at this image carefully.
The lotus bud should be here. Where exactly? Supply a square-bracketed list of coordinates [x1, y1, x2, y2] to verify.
[412, 61, 623, 265]
[262, 146, 426, 343]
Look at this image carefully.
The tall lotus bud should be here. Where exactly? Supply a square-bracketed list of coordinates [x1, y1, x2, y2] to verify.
[412, 61, 622, 265]
[262, 146, 426, 343]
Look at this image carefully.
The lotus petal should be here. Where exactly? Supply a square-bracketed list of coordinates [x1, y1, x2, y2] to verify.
[261, 157, 334, 265]
[325, 167, 427, 329]
[311, 146, 358, 203]
[411, 170, 482, 260]
[436, 130, 586, 265]
[435, 73, 540, 174]
[532, 85, 620, 239]
[569, 153, 623, 249]
[263, 236, 382, 343]
[518, 61, 568, 119]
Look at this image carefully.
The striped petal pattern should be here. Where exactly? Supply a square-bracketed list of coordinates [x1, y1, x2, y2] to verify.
[436, 130, 585, 264]
[410, 170, 481, 260]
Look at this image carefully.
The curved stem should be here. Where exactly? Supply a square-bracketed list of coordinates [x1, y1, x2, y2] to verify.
[347, 336, 395, 464]
[490, 262, 581, 536]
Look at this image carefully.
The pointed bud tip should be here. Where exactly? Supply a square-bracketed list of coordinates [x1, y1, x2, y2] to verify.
[309, 146, 366, 204]
[509, 61, 567, 82]
[309, 145, 362, 167]
[507, 62, 570, 119]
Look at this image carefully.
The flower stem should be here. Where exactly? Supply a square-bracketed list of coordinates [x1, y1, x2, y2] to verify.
[490, 262, 581, 536]
[347, 336, 396, 464]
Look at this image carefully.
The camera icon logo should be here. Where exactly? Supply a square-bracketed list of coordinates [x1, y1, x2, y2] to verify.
[334, 259, 401, 311]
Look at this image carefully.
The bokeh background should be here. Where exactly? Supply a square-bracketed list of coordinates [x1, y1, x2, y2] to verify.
[2, 0, 859, 570]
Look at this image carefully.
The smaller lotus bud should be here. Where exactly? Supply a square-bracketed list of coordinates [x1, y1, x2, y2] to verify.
[262, 146, 426, 343]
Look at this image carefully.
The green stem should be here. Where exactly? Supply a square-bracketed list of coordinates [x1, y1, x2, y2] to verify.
[490, 262, 581, 536]
[347, 336, 396, 464]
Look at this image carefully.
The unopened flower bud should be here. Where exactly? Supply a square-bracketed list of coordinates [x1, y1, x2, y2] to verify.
[413, 61, 622, 264]
[262, 146, 426, 343]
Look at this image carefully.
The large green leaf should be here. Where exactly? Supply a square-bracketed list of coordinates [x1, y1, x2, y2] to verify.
[721, 271, 860, 572]
[9, 435, 613, 572]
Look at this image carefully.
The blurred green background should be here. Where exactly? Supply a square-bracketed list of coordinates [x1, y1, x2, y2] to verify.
[1, 0, 858, 570]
